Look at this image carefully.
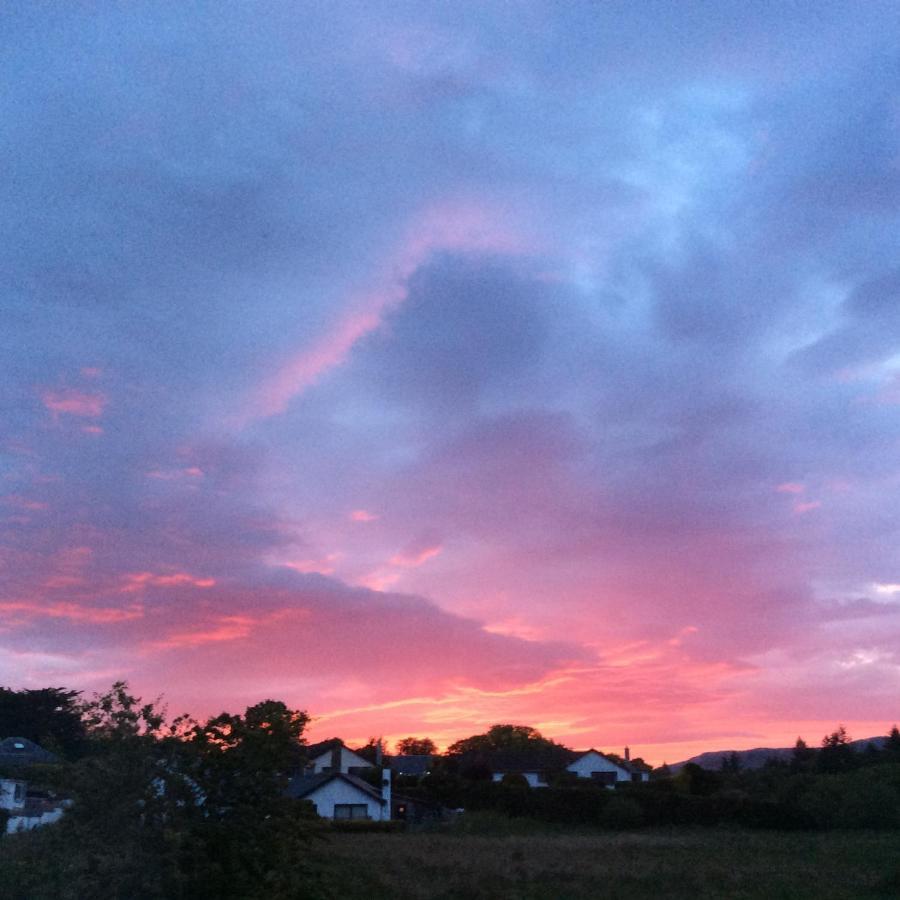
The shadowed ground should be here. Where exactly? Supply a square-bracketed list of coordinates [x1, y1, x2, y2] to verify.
[320, 823, 900, 899]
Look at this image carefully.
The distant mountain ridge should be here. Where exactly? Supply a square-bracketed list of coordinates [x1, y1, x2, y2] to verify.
[669, 736, 888, 772]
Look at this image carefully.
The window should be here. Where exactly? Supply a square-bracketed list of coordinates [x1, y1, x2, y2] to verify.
[631, 773, 643, 783]
[590, 771, 617, 785]
[333, 803, 369, 820]
[13, 783, 24, 802]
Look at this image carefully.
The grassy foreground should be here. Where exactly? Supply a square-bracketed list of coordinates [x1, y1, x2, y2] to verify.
[319, 821, 900, 899]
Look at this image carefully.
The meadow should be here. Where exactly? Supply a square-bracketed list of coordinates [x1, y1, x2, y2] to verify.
[320, 819, 900, 900]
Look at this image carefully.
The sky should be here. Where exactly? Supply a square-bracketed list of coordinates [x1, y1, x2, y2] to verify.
[2, 2, 900, 764]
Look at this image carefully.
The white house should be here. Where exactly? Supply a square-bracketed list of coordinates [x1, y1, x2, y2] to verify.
[567, 749, 650, 786]
[305, 739, 374, 775]
[2, 776, 68, 834]
[288, 769, 392, 821]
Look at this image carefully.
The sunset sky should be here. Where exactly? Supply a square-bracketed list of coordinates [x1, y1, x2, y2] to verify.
[2, 2, 899, 764]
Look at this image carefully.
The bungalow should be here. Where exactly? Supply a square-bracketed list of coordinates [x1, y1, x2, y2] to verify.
[567, 748, 650, 786]
[287, 768, 392, 821]
[478, 746, 651, 788]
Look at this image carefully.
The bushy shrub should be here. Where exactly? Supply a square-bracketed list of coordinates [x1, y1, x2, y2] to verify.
[599, 796, 643, 829]
[329, 820, 404, 834]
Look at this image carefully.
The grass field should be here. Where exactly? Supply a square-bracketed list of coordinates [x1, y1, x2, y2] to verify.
[319, 820, 900, 899]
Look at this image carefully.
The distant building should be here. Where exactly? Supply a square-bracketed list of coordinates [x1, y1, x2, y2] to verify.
[468, 745, 651, 788]
[0, 740, 67, 834]
[385, 754, 433, 778]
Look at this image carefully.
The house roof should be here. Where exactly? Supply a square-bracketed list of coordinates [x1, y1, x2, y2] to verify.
[303, 738, 343, 759]
[0, 737, 59, 767]
[286, 770, 383, 802]
[304, 739, 373, 766]
[570, 749, 648, 776]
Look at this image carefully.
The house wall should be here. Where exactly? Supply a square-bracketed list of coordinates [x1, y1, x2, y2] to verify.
[491, 771, 548, 788]
[567, 752, 631, 785]
[310, 746, 373, 774]
[6, 807, 64, 834]
[305, 779, 385, 820]
[0, 778, 26, 811]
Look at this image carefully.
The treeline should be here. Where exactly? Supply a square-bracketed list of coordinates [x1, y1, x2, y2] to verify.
[400, 725, 900, 831]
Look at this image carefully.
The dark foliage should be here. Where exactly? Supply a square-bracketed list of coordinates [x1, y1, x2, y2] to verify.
[0, 687, 87, 759]
[0, 682, 327, 900]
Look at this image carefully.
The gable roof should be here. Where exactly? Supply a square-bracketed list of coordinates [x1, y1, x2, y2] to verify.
[569, 748, 645, 775]
[303, 739, 373, 767]
[286, 770, 383, 802]
[0, 737, 59, 767]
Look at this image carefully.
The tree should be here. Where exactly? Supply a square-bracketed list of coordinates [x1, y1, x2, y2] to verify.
[819, 725, 855, 773]
[790, 737, 816, 774]
[0, 686, 87, 758]
[395, 736, 437, 755]
[885, 725, 900, 763]
[356, 736, 386, 764]
[447, 724, 561, 756]
[189, 699, 309, 810]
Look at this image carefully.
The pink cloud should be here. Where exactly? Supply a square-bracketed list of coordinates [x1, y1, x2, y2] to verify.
[120, 571, 216, 593]
[145, 615, 258, 650]
[776, 482, 805, 494]
[389, 543, 442, 568]
[146, 466, 205, 480]
[238, 199, 533, 424]
[350, 509, 379, 522]
[282, 555, 339, 575]
[0, 600, 142, 624]
[793, 500, 822, 514]
[41, 388, 107, 419]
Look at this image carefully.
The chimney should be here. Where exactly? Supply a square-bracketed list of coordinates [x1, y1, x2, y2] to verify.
[624, 746, 630, 762]
[330, 742, 342, 773]
[381, 767, 392, 821]
[375, 740, 383, 767]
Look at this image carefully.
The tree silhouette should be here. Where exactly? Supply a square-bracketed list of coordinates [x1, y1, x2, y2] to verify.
[395, 736, 437, 755]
